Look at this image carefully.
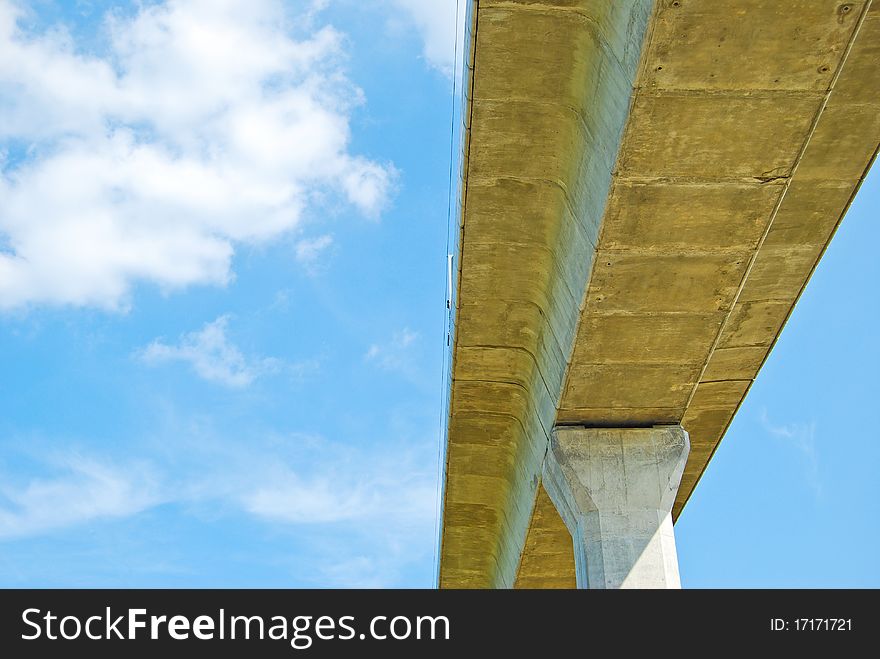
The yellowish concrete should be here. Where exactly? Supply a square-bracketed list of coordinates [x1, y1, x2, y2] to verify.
[439, 0, 653, 589]
[440, 0, 880, 588]
[514, 485, 576, 589]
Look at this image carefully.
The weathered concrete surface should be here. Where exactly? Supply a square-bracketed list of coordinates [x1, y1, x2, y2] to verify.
[543, 426, 689, 588]
[439, 0, 654, 589]
[514, 484, 576, 589]
[440, 0, 880, 588]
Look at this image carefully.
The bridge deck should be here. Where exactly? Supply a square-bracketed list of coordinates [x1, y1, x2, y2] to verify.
[440, 0, 879, 588]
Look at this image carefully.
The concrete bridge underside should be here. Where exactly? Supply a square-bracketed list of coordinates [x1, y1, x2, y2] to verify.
[439, 0, 880, 588]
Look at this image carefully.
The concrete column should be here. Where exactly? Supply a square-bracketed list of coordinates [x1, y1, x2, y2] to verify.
[542, 426, 690, 589]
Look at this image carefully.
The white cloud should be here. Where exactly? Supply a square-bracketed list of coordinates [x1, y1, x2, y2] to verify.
[139, 315, 279, 387]
[294, 234, 333, 274]
[233, 432, 437, 587]
[389, 0, 467, 76]
[759, 409, 821, 497]
[0, 432, 437, 540]
[0, 456, 160, 540]
[0, 422, 439, 585]
[365, 326, 419, 374]
[0, 0, 395, 311]
[160, 426, 437, 537]
[242, 443, 434, 526]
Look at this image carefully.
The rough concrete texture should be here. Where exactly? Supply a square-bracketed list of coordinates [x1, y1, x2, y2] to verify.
[543, 426, 689, 588]
[514, 484, 577, 589]
[439, 0, 654, 589]
[440, 0, 880, 588]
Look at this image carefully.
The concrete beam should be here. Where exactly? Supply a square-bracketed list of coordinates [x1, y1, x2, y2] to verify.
[439, 0, 654, 589]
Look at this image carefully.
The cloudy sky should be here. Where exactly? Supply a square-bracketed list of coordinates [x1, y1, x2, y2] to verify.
[0, 0, 877, 588]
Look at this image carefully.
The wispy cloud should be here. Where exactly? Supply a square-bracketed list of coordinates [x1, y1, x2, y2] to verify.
[241, 438, 435, 526]
[0, 423, 439, 587]
[232, 432, 437, 587]
[138, 315, 280, 387]
[388, 0, 467, 76]
[0, 0, 395, 311]
[365, 327, 420, 377]
[759, 409, 821, 498]
[294, 234, 334, 275]
[0, 456, 161, 540]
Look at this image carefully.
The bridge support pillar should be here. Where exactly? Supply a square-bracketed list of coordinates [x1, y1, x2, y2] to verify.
[542, 426, 690, 589]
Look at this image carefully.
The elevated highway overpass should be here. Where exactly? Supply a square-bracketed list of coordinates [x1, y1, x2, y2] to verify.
[439, 0, 879, 588]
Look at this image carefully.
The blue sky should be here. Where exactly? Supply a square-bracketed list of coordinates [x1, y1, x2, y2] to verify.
[0, 0, 876, 589]
[678, 161, 880, 588]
